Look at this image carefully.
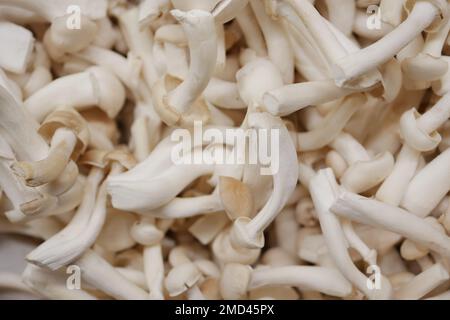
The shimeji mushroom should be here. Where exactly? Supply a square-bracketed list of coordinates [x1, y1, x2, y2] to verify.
[0, 272, 34, 295]
[402, 17, 450, 83]
[108, 147, 216, 213]
[401, 147, 450, 217]
[309, 169, 393, 299]
[0, 85, 86, 222]
[332, 0, 448, 87]
[218, 260, 353, 299]
[286, 0, 381, 89]
[11, 107, 89, 187]
[26, 149, 132, 270]
[376, 87, 450, 206]
[139, 0, 170, 28]
[75, 249, 148, 300]
[250, 0, 294, 84]
[228, 113, 298, 249]
[3, 0, 450, 301]
[0, 21, 34, 74]
[235, 4, 267, 57]
[130, 217, 165, 299]
[248, 265, 353, 298]
[25, 66, 125, 123]
[152, 9, 217, 125]
[164, 246, 208, 298]
[330, 191, 450, 258]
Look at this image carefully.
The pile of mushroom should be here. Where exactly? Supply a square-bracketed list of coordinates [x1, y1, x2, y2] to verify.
[2, 0, 450, 300]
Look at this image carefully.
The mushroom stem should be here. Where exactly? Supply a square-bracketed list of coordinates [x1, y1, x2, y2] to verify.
[331, 191, 450, 258]
[25, 67, 125, 122]
[401, 148, 450, 217]
[263, 80, 355, 116]
[342, 219, 377, 266]
[230, 113, 298, 249]
[249, 265, 352, 298]
[22, 264, 97, 300]
[0, 21, 34, 74]
[203, 78, 246, 110]
[416, 93, 450, 134]
[12, 128, 77, 187]
[250, 0, 294, 84]
[376, 144, 421, 206]
[324, 0, 355, 36]
[295, 95, 362, 151]
[143, 244, 165, 300]
[394, 263, 449, 300]
[310, 169, 392, 299]
[76, 249, 148, 300]
[108, 148, 215, 212]
[26, 167, 105, 270]
[75, 45, 142, 92]
[0, 0, 106, 21]
[333, 1, 440, 86]
[235, 4, 267, 57]
[117, 7, 159, 88]
[167, 9, 217, 115]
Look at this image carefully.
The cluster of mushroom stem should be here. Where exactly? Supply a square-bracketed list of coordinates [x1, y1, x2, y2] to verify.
[2, 0, 450, 301]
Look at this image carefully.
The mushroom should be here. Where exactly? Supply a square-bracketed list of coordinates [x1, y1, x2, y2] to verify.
[309, 168, 392, 299]
[0, 21, 34, 74]
[11, 107, 89, 187]
[330, 191, 450, 258]
[250, 0, 294, 84]
[26, 149, 132, 270]
[332, 0, 448, 87]
[248, 265, 353, 298]
[229, 113, 298, 249]
[153, 9, 217, 125]
[394, 263, 450, 299]
[235, 4, 267, 57]
[3, 0, 450, 302]
[25, 66, 126, 123]
[75, 249, 148, 300]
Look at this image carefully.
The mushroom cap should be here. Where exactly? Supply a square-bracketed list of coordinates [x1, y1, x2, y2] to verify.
[340, 151, 395, 193]
[131, 221, 164, 246]
[400, 108, 441, 152]
[400, 239, 429, 260]
[38, 107, 90, 160]
[218, 176, 254, 220]
[402, 53, 448, 82]
[79, 149, 109, 168]
[44, 14, 98, 60]
[80, 108, 119, 142]
[79, 147, 136, 170]
[164, 263, 202, 297]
